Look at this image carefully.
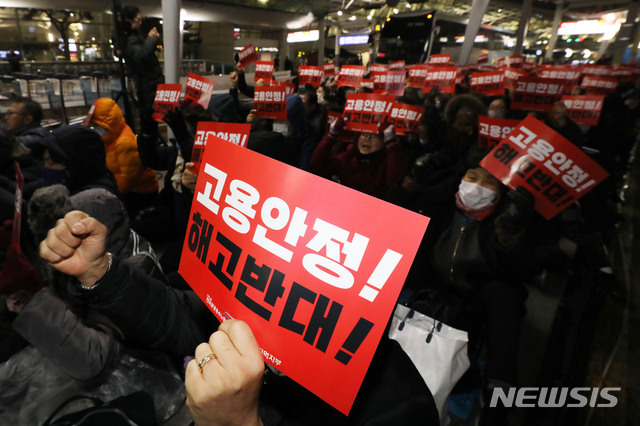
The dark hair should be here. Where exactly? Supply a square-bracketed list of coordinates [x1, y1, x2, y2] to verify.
[122, 5, 140, 21]
[12, 96, 43, 124]
[302, 88, 318, 107]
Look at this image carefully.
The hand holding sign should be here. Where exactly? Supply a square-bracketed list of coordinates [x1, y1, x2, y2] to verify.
[186, 319, 264, 426]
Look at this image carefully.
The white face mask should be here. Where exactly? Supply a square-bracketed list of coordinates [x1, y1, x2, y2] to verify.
[458, 180, 498, 210]
[273, 122, 290, 138]
[488, 110, 505, 119]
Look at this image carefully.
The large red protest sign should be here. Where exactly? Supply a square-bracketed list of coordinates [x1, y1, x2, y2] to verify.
[336, 65, 366, 88]
[478, 116, 520, 149]
[480, 116, 608, 219]
[237, 44, 259, 70]
[184, 73, 215, 109]
[510, 77, 565, 112]
[581, 64, 611, 77]
[470, 71, 505, 96]
[388, 103, 424, 136]
[610, 66, 635, 83]
[253, 86, 287, 120]
[497, 55, 524, 68]
[326, 110, 360, 142]
[372, 70, 406, 96]
[535, 66, 581, 86]
[323, 62, 336, 77]
[370, 64, 389, 74]
[423, 67, 458, 94]
[390, 60, 406, 71]
[191, 122, 251, 173]
[561, 95, 605, 126]
[407, 64, 429, 88]
[152, 83, 182, 122]
[298, 66, 324, 87]
[179, 137, 430, 415]
[429, 53, 451, 66]
[254, 61, 275, 83]
[343, 93, 395, 134]
[581, 75, 618, 95]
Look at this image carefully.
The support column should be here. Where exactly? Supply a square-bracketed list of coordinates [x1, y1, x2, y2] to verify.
[162, 0, 182, 83]
[458, 0, 489, 65]
[281, 29, 289, 71]
[545, 2, 564, 61]
[514, 0, 533, 55]
[334, 24, 341, 67]
[614, 1, 640, 64]
[318, 17, 326, 65]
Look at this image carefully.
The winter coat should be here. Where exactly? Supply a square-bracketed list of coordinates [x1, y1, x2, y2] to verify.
[124, 31, 164, 93]
[90, 98, 158, 195]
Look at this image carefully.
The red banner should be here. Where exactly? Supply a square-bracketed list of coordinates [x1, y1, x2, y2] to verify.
[469, 71, 505, 96]
[323, 62, 336, 77]
[179, 138, 430, 414]
[360, 78, 374, 90]
[407, 65, 429, 88]
[152, 83, 182, 122]
[422, 67, 458, 94]
[498, 55, 524, 68]
[388, 103, 425, 136]
[610, 66, 635, 83]
[12, 162, 23, 251]
[343, 93, 395, 134]
[254, 61, 275, 83]
[479, 116, 609, 219]
[476, 53, 489, 64]
[581, 64, 611, 77]
[192, 122, 252, 173]
[370, 64, 389, 74]
[478, 116, 520, 149]
[389, 60, 406, 71]
[253, 86, 288, 120]
[336, 65, 366, 88]
[429, 53, 451, 66]
[237, 44, 260, 70]
[581, 75, 618, 95]
[298, 66, 324, 87]
[372, 70, 406, 97]
[560, 95, 605, 126]
[535, 66, 581, 86]
[184, 73, 216, 109]
[510, 77, 565, 112]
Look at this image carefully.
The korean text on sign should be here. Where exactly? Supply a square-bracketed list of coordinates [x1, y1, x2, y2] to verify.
[343, 93, 395, 134]
[253, 86, 287, 120]
[184, 73, 216, 109]
[388, 103, 425, 136]
[470, 71, 505, 96]
[580, 76, 618, 95]
[478, 116, 520, 149]
[237, 44, 259, 70]
[422, 66, 458, 94]
[336, 65, 366, 88]
[179, 137, 429, 415]
[561, 95, 605, 126]
[152, 83, 182, 122]
[479, 115, 608, 219]
[191, 121, 252, 173]
[254, 61, 275, 83]
[323, 62, 336, 77]
[372, 70, 406, 97]
[298, 66, 324, 87]
[510, 77, 565, 112]
[429, 53, 451, 65]
[408, 65, 429, 88]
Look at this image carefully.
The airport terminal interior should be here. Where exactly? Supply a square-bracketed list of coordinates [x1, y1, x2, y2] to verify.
[0, 0, 639, 425]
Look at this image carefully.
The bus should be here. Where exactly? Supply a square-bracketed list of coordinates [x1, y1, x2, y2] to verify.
[377, 10, 517, 65]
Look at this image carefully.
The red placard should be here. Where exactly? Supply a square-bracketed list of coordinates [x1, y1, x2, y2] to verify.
[522, 61, 537, 72]
[535, 66, 581, 86]
[343, 93, 395, 133]
[610, 66, 635, 83]
[389, 60, 406, 71]
[478, 116, 520, 149]
[254, 61, 275, 83]
[510, 77, 565, 112]
[581, 64, 611, 77]
[323, 62, 336, 77]
[372, 70, 406, 97]
[407, 64, 429, 88]
[561, 95, 605, 126]
[184, 73, 216, 109]
[422, 66, 458, 94]
[429, 53, 451, 66]
[502, 67, 529, 81]
[469, 71, 505, 96]
[388, 103, 425, 136]
[476, 53, 489, 64]
[370, 64, 389, 74]
[498, 55, 524, 68]
[479, 116, 609, 219]
[360, 78, 374, 90]
[192, 122, 252, 173]
[326, 111, 360, 142]
[580, 75, 618, 95]
[152, 83, 182, 122]
[179, 137, 430, 415]
[237, 44, 259, 70]
[298, 66, 324, 87]
[271, 80, 296, 96]
[253, 86, 287, 120]
[12, 162, 23, 251]
[336, 65, 366, 88]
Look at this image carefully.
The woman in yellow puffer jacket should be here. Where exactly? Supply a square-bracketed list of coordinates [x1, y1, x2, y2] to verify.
[87, 97, 158, 215]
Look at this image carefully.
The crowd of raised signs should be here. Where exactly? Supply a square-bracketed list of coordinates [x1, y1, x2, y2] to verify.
[0, 48, 638, 425]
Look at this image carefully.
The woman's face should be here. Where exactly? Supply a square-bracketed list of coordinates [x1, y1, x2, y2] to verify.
[357, 132, 384, 155]
[461, 167, 501, 192]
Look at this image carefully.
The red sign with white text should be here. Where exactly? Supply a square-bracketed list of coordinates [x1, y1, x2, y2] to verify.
[323, 62, 336, 77]
[561, 95, 605, 126]
[388, 103, 425, 136]
[470, 71, 505, 96]
[343, 93, 395, 133]
[407, 65, 429, 88]
[581, 76, 618, 95]
[478, 116, 520, 149]
[326, 110, 360, 143]
[298, 66, 324, 87]
[152, 83, 182, 122]
[423, 67, 458, 94]
[372, 70, 406, 97]
[191, 122, 251, 173]
[536, 67, 581, 87]
[390, 60, 406, 71]
[184, 73, 216, 109]
[498, 55, 524, 68]
[480, 116, 608, 219]
[370, 64, 389, 74]
[511, 77, 565, 112]
[581, 64, 611, 78]
[237, 44, 259, 70]
[270, 80, 296, 96]
[429, 53, 451, 65]
[254, 61, 275, 83]
[179, 138, 430, 414]
[336, 65, 366, 88]
[253, 86, 287, 120]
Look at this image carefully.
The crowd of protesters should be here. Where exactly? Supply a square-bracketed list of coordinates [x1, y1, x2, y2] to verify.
[1, 22, 638, 425]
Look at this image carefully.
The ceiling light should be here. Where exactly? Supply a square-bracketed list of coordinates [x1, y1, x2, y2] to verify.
[406, 3, 411, 8]
[393, 8, 399, 14]
[337, 10, 343, 16]
[367, 15, 372, 20]
[349, 16, 356, 21]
